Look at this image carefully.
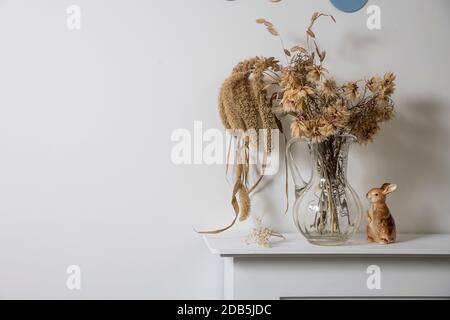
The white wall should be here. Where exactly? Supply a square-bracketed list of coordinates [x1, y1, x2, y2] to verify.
[0, 0, 449, 299]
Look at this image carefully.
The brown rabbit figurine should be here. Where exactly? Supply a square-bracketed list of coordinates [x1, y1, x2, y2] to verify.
[366, 183, 397, 244]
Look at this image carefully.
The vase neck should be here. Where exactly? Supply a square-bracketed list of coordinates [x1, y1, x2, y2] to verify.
[309, 135, 354, 181]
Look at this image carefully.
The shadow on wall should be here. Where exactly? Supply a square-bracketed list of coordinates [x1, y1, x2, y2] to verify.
[357, 98, 450, 232]
[337, 32, 382, 63]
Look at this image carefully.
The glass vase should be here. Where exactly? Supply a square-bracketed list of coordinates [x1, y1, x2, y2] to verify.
[286, 134, 362, 246]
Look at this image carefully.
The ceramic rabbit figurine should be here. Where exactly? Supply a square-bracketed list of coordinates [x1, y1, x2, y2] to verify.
[366, 183, 397, 244]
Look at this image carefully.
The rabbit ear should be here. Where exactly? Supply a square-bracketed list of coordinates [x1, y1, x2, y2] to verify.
[382, 183, 397, 195]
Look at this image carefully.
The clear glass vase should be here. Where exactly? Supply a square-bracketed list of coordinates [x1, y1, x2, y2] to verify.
[286, 134, 362, 246]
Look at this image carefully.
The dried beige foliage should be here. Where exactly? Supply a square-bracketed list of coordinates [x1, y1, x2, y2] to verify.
[219, 57, 280, 152]
[206, 11, 396, 234]
[253, 12, 396, 143]
[246, 218, 284, 248]
[202, 57, 282, 233]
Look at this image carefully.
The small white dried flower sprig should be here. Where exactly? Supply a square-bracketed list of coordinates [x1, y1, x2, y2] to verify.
[246, 219, 285, 248]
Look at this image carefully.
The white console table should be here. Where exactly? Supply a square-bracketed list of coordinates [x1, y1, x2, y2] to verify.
[204, 233, 450, 300]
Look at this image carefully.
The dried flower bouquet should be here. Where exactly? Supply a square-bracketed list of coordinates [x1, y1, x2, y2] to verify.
[200, 12, 396, 237]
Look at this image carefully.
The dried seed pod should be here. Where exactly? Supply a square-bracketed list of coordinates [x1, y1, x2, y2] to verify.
[216, 57, 281, 228]
[219, 57, 279, 152]
[238, 184, 251, 221]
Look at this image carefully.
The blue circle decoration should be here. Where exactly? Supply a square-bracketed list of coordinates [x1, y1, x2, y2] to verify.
[330, 0, 369, 13]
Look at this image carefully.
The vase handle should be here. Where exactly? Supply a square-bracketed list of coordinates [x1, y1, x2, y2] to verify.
[286, 137, 310, 193]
